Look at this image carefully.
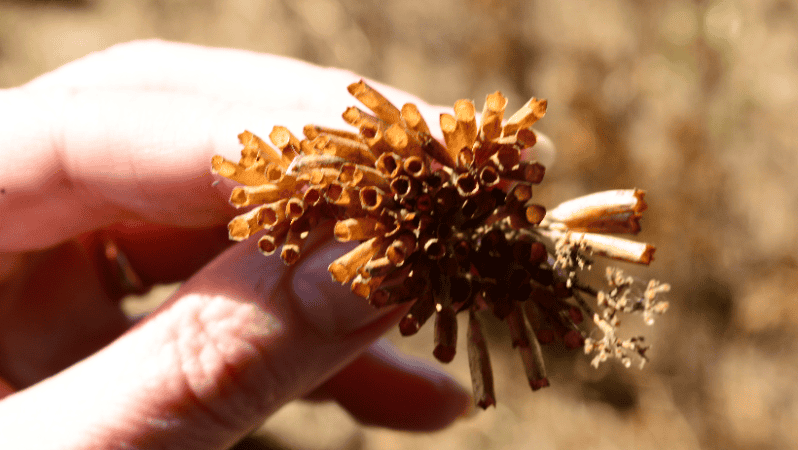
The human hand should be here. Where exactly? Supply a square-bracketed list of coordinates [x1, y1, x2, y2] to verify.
[0, 40, 471, 449]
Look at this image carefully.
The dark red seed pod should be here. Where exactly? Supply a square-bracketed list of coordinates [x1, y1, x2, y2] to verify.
[370, 283, 413, 307]
[450, 275, 475, 306]
[506, 304, 549, 390]
[479, 165, 500, 188]
[512, 239, 533, 264]
[495, 146, 521, 172]
[537, 329, 556, 345]
[433, 305, 458, 363]
[491, 295, 514, 320]
[505, 161, 545, 184]
[403, 155, 429, 179]
[553, 281, 572, 299]
[434, 186, 459, 214]
[415, 193, 433, 211]
[453, 239, 472, 265]
[563, 330, 585, 350]
[424, 238, 447, 260]
[455, 172, 479, 197]
[424, 170, 444, 192]
[399, 290, 436, 336]
[390, 175, 420, 199]
[529, 242, 548, 264]
[568, 306, 584, 325]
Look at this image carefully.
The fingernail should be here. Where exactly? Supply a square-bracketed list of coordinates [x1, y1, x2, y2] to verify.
[291, 240, 398, 336]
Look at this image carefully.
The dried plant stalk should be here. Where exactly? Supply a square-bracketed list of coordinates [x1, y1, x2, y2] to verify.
[479, 91, 507, 142]
[362, 256, 395, 278]
[237, 130, 284, 168]
[467, 309, 496, 409]
[257, 221, 290, 256]
[211, 155, 270, 186]
[338, 163, 390, 190]
[454, 99, 478, 149]
[433, 305, 458, 363]
[440, 113, 469, 161]
[303, 124, 363, 142]
[348, 79, 403, 125]
[308, 168, 341, 187]
[502, 98, 547, 136]
[314, 134, 377, 165]
[259, 199, 288, 227]
[334, 217, 385, 241]
[281, 229, 306, 265]
[507, 304, 549, 390]
[343, 106, 383, 134]
[401, 103, 431, 135]
[553, 230, 656, 265]
[227, 204, 270, 241]
[328, 236, 385, 284]
[230, 184, 286, 208]
[269, 126, 302, 161]
[351, 273, 387, 298]
[544, 189, 647, 234]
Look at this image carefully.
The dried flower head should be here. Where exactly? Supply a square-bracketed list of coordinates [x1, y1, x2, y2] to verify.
[212, 80, 670, 409]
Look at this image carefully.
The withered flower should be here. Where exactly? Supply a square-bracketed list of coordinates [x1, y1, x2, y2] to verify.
[212, 80, 670, 409]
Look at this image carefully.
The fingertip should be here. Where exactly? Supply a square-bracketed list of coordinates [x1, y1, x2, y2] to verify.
[313, 339, 472, 432]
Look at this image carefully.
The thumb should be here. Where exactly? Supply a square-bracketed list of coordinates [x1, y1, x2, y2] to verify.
[0, 229, 407, 450]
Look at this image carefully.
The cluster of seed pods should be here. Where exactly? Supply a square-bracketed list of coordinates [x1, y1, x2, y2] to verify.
[212, 80, 663, 408]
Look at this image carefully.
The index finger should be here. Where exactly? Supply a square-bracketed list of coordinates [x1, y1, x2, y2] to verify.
[0, 87, 243, 251]
[0, 42, 439, 252]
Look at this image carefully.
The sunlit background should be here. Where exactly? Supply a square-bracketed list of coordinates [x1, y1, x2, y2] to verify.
[3, 0, 798, 448]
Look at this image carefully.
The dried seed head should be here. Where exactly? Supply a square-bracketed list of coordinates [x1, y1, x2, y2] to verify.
[211, 80, 670, 409]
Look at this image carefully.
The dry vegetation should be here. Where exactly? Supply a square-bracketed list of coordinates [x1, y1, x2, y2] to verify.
[3, 0, 798, 449]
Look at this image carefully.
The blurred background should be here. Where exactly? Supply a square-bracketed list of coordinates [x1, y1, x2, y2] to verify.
[2, 0, 797, 448]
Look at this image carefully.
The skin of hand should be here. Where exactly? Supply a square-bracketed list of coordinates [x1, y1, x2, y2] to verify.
[0, 40, 474, 450]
